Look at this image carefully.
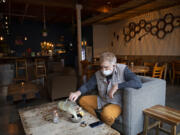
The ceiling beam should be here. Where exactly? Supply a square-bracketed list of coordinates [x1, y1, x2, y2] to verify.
[3, 13, 37, 18]
[12, 0, 74, 8]
[82, 0, 156, 25]
[11, 0, 96, 12]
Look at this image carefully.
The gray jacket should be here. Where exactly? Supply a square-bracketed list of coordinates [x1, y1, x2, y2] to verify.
[96, 64, 126, 109]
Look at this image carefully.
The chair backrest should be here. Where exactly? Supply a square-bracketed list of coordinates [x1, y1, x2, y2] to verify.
[80, 60, 90, 75]
[35, 58, 46, 78]
[135, 59, 142, 66]
[152, 65, 165, 79]
[16, 59, 27, 68]
[35, 58, 45, 67]
[143, 62, 158, 77]
[15, 59, 28, 81]
[173, 61, 180, 73]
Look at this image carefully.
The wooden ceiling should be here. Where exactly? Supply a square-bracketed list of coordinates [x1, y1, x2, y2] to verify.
[0, 0, 131, 24]
[82, 0, 180, 25]
[0, 0, 180, 24]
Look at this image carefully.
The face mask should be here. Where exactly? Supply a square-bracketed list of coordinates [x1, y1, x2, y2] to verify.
[102, 70, 113, 76]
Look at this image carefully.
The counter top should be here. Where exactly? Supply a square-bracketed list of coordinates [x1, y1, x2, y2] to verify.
[0, 56, 49, 60]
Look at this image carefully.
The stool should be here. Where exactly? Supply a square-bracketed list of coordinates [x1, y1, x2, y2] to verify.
[143, 105, 180, 135]
[14, 59, 28, 82]
[35, 58, 46, 79]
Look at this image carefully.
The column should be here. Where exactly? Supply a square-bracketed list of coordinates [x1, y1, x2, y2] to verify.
[76, 4, 82, 76]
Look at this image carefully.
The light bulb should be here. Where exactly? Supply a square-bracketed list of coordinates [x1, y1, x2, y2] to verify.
[0, 36, 4, 41]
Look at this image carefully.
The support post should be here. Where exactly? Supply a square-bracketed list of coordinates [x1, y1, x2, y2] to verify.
[76, 4, 82, 76]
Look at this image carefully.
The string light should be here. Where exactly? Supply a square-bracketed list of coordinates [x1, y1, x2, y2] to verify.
[84, 41, 87, 46]
[0, 36, 4, 41]
[42, 5, 48, 37]
[0, 0, 6, 3]
[81, 40, 87, 46]
[40, 41, 54, 50]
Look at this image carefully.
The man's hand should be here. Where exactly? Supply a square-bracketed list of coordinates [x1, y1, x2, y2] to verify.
[108, 84, 118, 99]
[69, 90, 81, 102]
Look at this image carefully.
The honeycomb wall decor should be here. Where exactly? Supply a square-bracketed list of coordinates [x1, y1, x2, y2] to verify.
[123, 13, 180, 42]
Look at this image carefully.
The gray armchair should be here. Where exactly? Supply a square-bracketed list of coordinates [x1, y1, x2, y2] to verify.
[112, 76, 166, 135]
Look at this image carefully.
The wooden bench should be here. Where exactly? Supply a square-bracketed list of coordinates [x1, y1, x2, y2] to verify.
[143, 105, 180, 135]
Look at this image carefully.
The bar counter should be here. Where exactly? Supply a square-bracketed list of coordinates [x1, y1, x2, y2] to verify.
[0, 56, 49, 63]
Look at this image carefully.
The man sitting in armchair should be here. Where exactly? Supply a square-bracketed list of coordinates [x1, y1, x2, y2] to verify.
[69, 52, 142, 126]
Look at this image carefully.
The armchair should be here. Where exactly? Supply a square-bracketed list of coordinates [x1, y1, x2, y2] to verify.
[112, 76, 166, 135]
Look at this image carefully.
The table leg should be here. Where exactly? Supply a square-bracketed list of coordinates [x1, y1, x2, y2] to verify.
[171, 126, 176, 135]
[160, 121, 163, 128]
[156, 121, 160, 135]
[143, 115, 149, 135]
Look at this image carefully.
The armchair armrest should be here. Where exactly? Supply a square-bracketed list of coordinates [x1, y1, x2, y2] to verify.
[123, 76, 166, 135]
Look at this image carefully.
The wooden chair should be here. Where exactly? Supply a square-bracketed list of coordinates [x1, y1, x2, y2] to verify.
[86, 69, 96, 80]
[92, 58, 99, 63]
[117, 58, 122, 63]
[35, 58, 47, 79]
[144, 62, 157, 76]
[135, 59, 142, 66]
[80, 60, 91, 83]
[117, 57, 129, 66]
[14, 59, 28, 82]
[80, 60, 90, 77]
[152, 65, 165, 79]
[172, 61, 180, 84]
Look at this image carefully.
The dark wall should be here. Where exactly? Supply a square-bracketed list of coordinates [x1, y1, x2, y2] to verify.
[82, 26, 93, 46]
[5, 20, 93, 55]
[2, 20, 93, 66]
[5, 20, 72, 55]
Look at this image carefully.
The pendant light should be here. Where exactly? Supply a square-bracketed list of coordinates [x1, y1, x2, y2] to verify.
[42, 5, 48, 37]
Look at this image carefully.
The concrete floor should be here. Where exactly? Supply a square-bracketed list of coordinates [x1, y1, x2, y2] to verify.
[0, 83, 179, 135]
[147, 84, 180, 135]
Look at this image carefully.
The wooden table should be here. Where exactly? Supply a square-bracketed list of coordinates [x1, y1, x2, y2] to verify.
[8, 82, 40, 102]
[143, 105, 180, 135]
[19, 101, 120, 135]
